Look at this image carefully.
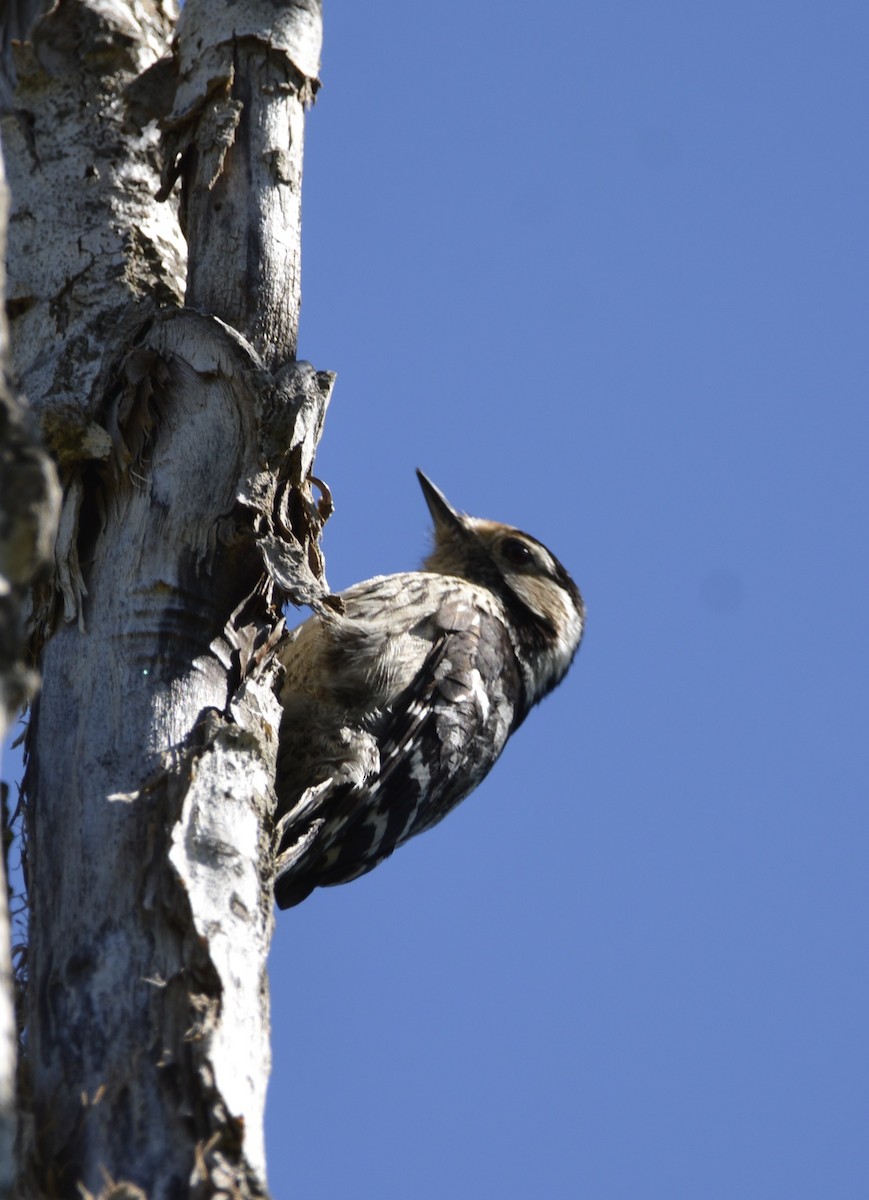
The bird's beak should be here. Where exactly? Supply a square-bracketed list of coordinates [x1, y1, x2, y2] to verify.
[416, 470, 465, 535]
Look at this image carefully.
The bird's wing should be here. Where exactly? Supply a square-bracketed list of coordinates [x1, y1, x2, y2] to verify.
[273, 599, 522, 908]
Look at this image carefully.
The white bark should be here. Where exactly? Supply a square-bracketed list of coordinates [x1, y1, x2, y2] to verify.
[4, 0, 186, 626]
[2, 1, 327, 1195]
[167, 1, 320, 366]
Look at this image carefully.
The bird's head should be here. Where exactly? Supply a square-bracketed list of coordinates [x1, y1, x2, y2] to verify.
[417, 470, 585, 700]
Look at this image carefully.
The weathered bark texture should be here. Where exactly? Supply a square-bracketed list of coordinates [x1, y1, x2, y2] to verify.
[165, 3, 320, 367]
[2, 0, 327, 1196]
[0, 112, 61, 745]
[0, 128, 61, 1200]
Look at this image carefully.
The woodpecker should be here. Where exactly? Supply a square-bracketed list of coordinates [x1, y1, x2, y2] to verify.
[273, 471, 585, 909]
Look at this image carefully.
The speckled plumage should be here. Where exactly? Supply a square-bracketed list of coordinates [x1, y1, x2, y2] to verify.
[273, 472, 584, 909]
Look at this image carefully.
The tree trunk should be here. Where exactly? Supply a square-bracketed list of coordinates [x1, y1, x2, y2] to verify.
[1, 1, 328, 1195]
[0, 124, 61, 1200]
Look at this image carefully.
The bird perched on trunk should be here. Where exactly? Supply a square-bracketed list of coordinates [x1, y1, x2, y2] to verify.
[273, 471, 585, 909]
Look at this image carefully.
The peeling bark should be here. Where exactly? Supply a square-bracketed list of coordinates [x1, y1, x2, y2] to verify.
[2, 0, 327, 1195]
[4, 0, 186, 632]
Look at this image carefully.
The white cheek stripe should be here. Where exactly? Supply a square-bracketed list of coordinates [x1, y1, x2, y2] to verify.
[532, 598, 584, 700]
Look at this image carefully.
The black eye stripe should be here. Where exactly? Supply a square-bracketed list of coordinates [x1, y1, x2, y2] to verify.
[500, 537, 534, 566]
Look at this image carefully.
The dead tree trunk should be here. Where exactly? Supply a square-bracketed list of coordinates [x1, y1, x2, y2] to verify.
[0, 129, 61, 1200]
[1, 1, 328, 1195]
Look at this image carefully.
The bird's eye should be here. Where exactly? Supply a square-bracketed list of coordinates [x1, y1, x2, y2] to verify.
[500, 537, 534, 566]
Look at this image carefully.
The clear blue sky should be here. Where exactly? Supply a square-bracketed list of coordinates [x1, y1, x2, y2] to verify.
[4, 3, 868, 1197]
[268, 4, 868, 1197]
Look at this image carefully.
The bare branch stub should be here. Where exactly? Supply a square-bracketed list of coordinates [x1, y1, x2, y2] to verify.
[164, 2, 323, 368]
